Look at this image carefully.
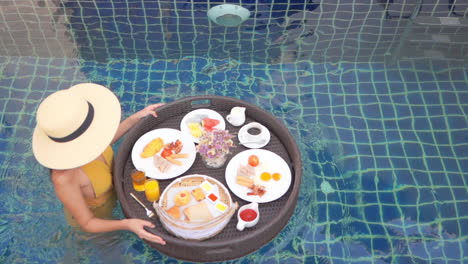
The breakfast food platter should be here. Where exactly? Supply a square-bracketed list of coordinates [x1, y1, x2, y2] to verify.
[225, 149, 292, 203]
[154, 174, 237, 240]
[114, 96, 302, 262]
[131, 128, 196, 179]
[159, 174, 232, 221]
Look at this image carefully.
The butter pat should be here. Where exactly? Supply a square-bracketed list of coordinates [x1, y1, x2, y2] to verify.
[200, 180, 214, 193]
[214, 202, 228, 212]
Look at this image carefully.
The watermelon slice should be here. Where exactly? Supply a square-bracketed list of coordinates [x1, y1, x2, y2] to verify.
[202, 118, 220, 131]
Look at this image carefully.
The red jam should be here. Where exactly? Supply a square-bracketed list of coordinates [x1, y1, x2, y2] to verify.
[239, 209, 257, 222]
[208, 193, 218, 202]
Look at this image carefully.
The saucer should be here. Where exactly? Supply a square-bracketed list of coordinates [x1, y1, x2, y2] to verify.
[238, 122, 270, 149]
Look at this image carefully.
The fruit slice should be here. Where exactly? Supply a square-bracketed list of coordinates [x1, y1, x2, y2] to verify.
[201, 118, 220, 131]
[188, 122, 203, 138]
[141, 137, 164, 158]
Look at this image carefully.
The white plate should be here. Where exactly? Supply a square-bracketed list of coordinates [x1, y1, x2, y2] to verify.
[225, 149, 292, 203]
[180, 109, 226, 143]
[131, 128, 196, 180]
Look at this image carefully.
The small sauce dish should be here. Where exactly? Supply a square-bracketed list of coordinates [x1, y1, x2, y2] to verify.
[236, 202, 259, 231]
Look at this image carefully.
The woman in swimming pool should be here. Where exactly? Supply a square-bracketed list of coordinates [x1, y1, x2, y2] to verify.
[32, 83, 166, 245]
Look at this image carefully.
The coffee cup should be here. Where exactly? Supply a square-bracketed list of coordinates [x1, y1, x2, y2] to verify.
[239, 122, 269, 143]
[236, 202, 259, 231]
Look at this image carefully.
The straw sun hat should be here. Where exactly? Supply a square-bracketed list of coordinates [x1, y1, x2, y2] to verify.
[32, 83, 121, 169]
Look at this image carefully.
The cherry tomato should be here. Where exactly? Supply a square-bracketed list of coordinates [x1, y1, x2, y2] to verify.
[161, 148, 173, 158]
[248, 155, 259, 167]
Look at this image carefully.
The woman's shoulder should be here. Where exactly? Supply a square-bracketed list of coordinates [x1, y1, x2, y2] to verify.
[51, 168, 79, 187]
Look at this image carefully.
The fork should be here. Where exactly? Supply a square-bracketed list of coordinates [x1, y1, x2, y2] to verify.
[130, 193, 155, 218]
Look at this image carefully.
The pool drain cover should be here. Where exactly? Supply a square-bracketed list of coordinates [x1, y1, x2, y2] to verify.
[207, 4, 250, 27]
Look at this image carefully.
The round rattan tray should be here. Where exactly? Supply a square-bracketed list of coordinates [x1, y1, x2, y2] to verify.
[113, 96, 302, 262]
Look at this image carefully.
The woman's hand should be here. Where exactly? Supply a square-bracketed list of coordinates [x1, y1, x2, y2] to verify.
[133, 103, 165, 120]
[126, 218, 166, 245]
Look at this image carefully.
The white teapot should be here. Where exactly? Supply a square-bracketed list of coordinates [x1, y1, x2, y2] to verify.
[226, 106, 246, 127]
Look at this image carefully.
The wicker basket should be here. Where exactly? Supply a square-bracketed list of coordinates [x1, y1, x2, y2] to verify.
[154, 174, 238, 241]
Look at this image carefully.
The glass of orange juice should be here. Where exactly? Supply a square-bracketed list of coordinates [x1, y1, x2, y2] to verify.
[131, 170, 146, 192]
[144, 179, 160, 202]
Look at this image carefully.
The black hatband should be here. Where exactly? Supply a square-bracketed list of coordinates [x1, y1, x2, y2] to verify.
[48, 102, 94, 143]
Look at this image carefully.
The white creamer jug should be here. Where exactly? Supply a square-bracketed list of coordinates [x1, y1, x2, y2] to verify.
[226, 106, 246, 127]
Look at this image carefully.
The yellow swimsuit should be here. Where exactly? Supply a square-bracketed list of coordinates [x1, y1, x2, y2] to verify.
[65, 146, 117, 227]
[81, 145, 114, 208]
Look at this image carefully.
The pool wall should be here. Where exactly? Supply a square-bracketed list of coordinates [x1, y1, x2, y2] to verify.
[1, 0, 467, 62]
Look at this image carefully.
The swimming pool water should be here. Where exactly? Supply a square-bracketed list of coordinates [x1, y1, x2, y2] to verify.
[0, 0, 467, 263]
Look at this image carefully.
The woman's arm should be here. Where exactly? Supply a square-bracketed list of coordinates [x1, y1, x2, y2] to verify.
[111, 103, 165, 144]
[52, 169, 165, 245]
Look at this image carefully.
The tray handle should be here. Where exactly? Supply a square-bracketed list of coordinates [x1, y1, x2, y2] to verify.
[190, 98, 212, 108]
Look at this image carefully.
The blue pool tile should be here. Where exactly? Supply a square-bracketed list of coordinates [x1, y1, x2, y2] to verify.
[346, 104, 362, 117]
[404, 143, 423, 157]
[376, 157, 392, 169]
[441, 220, 460, 237]
[388, 143, 405, 156]
[357, 144, 372, 156]
[433, 132, 451, 145]
[446, 105, 465, 116]
[440, 202, 458, 219]
[377, 171, 394, 190]
[438, 146, 456, 159]
[350, 117, 366, 129]
[383, 120, 398, 130]
[335, 121, 352, 135]
[419, 204, 438, 222]
[378, 192, 396, 204]
[337, 128, 354, 142]
[413, 117, 431, 130]
[342, 84, 357, 94]
[372, 144, 387, 156]
[426, 158, 445, 171]
[408, 158, 427, 172]
[385, 130, 401, 141]
[364, 205, 381, 222]
[430, 172, 448, 185]
[448, 172, 467, 186]
[387, 82, 405, 94]
[361, 172, 377, 190]
[453, 144, 467, 160]
[418, 131, 436, 145]
[382, 205, 400, 222]
[429, 116, 447, 130]
[363, 192, 378, 204]
[369, 130, 385, 142]
[396, 187, 418, 205]
[448, 117, 468, 130]
[441, 92, 459, 104]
